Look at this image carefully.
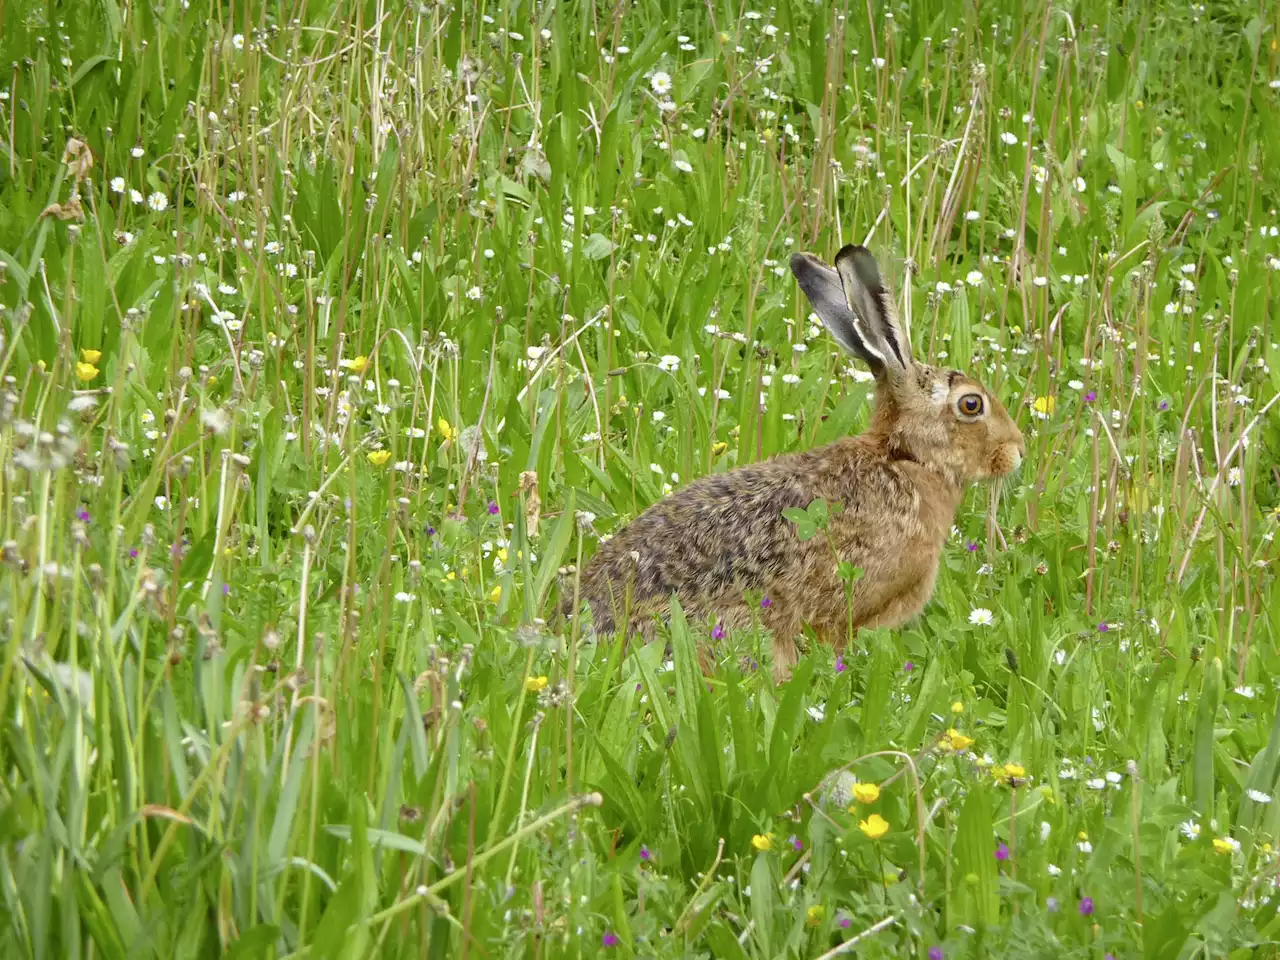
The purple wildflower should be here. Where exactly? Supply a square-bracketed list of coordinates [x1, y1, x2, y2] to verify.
[929, 948, 944, 960]
[965, 541, 979, 552]
[1158, 399, 1170, 412]
[839, 915, 851, 929]
[425, 525, 436, 537]
[995, 842, 1009, 861]
[487, 501, 499, 515]
[904, 660, 915, 673]
[639, 845, 652, 861]
[222, 584, 230, 595]
[1097, 622, 1109, 633]
[1083, 390, 1097, 404]
[760, 596, 772, 609]
[602, 932, 619, 947]
[1078, 896, 1094, 916]
[789, 835, 803, 852]
[129, 549, 139, 559]
[711, 622, 726, 641]
[834, 655, 846, 673]
[77, 509, 90, 523]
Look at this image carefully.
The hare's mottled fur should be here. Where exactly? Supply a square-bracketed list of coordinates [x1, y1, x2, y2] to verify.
[570, 244, 1024, 678]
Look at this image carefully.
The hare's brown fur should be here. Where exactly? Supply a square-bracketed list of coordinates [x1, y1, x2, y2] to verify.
[569, 245, 1024, 677]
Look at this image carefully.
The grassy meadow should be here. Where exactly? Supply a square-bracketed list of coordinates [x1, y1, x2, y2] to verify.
[3, 0, 1280, 956]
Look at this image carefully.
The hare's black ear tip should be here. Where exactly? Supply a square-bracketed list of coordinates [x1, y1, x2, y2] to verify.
[835, 243, 873, 261]
[789, 252, 815, 274]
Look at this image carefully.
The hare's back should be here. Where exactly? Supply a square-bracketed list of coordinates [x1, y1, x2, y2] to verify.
[581, 448, 839, 614]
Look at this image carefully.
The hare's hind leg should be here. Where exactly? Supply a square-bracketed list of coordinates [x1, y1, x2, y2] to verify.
[697, 643, 717, 678]
[815, 620, 857, 655]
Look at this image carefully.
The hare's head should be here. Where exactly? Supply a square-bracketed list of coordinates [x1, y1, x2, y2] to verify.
[791, 244, 1024, 487]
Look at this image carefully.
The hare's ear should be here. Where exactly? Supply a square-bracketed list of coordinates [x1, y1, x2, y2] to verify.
[833, 244, 913, 375]
[789, 252, 886, 378]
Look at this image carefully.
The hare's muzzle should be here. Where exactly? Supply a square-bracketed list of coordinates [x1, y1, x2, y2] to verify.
[994, 432, 1026, 475]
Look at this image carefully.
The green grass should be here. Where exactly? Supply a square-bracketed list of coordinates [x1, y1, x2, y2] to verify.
[1, 0, 1279, 956]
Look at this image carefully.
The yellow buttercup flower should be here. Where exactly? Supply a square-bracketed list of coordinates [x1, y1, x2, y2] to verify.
[489, 584, 502, 602]
[1213, 837, 1237, 855]
[859, 814, 889, 840]
[525, 675, 548, 692]
[852, 782, 880, 804]
[342, 355, 369, 374]
[806, 905, 824, 927]
[711, 441, 728, 456]
[944, 728, 975, 752]
[80, 348, 102, 364]
[951, 701, 964, 714]
[367, 450, 391, 466]
[74, 361, 99, 382]
[750, 833, 773, 852]
[437, 417, 458, 442]
[992, 762, 1026, 786]
[1032, 395, 1055, 416]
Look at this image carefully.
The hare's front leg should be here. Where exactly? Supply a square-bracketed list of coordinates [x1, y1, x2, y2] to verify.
[770, 636, 798, 684]
[767, 613, 805, 684]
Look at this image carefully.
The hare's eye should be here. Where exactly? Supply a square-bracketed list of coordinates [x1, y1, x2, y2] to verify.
[958, 394, 984, 416]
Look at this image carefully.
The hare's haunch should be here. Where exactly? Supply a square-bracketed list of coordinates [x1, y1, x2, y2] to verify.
[568, 244, 1024, 679]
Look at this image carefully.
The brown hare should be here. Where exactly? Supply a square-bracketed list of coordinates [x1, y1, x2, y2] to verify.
[569, 243, 1024, 680]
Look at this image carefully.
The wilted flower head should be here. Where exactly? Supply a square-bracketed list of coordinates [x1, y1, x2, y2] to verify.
[820, 770, 857, 808]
